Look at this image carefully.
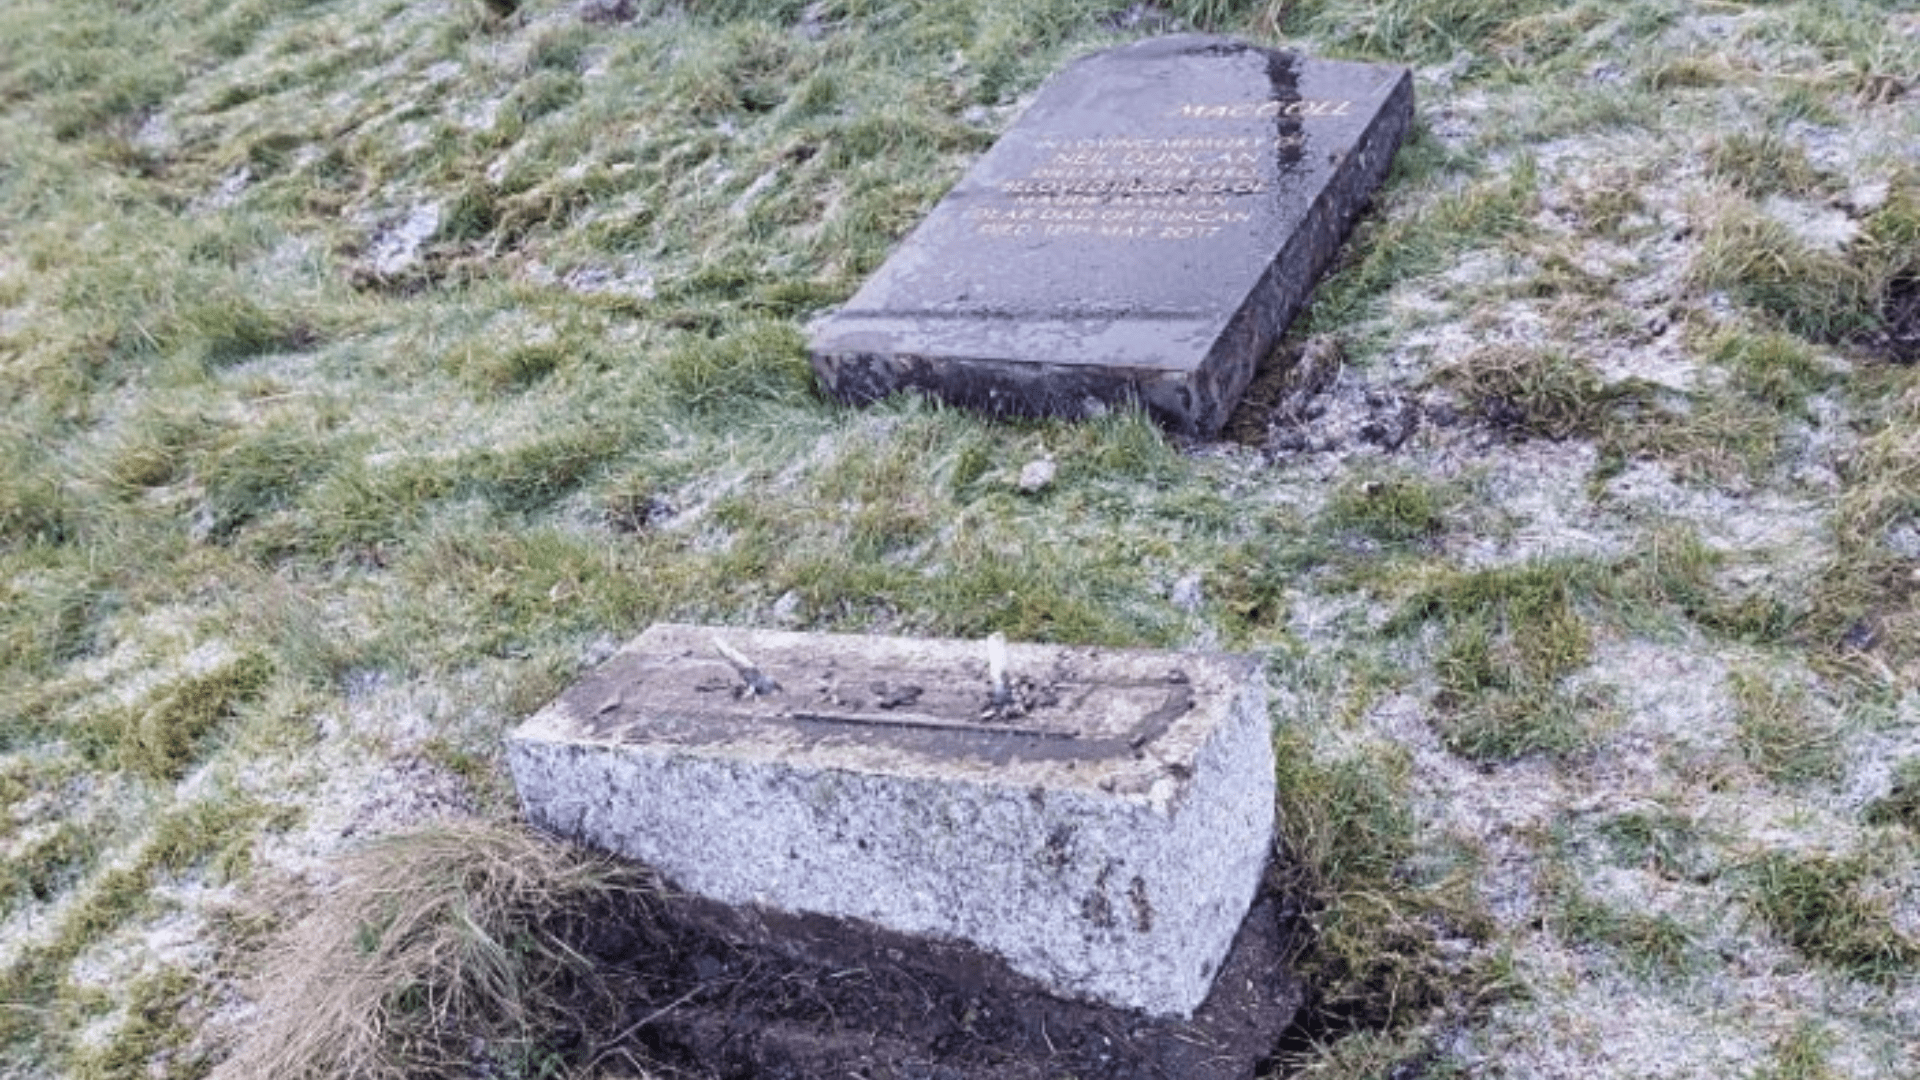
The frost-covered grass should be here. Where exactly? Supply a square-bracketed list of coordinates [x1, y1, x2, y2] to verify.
[1, 0, 1917, 1076]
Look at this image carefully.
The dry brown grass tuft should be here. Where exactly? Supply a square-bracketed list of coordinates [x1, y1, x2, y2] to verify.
[215, 820, 655, 1080]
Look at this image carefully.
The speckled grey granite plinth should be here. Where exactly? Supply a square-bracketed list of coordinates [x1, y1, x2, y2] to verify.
[506, 624, 1276, 1018]
[808, 34, 1413, 436]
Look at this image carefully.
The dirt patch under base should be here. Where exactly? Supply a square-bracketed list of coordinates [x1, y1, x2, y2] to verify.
[1879, 274, 1920, 364]
[540, 869, 1306, 1080]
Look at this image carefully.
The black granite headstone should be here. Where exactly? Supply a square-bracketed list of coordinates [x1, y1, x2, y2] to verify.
[807, 35, 1413, 436]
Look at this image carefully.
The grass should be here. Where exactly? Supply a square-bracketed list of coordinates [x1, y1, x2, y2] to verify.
[1595, 808, 1711, 882]
[0, 793, 280, 1058]
[1322, 473, 1450, 545]
[1545, 873, 1696, 975]
[67, 967, 210, 1080]
[1284, 1028, 1466, 1080]
[1438, 333, 1813, 486]
[1750, 1021, 1838, 1080]
[0, 0, 1917, 1075]
[1864, 759, 1920, 832]
[1807, 371, 1920, 675]
[1271, 725, 1500, 1039]
[1705, 130, 1834, 199]
[1305, 154, 1539, 338]
[1689, 207, 1879, 343]
[1743, 851, 1920, 984]
[1437, 345, 1624, 441]
[1704, 326, 1837, 416]
[1729, 669, 1842, 785]
[213, 820, 650, 1080]
[1690, 181, 1920, 346]
[88, 652, 273, 781]
[1278, 0, 1567, 65]
[1389, 562, 1597, 761]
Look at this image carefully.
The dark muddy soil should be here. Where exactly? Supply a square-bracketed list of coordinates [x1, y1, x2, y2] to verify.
[1223, 335, 1432, 458]
[538, 868, 1307, 1080]
[1879, 274, 1920, 364]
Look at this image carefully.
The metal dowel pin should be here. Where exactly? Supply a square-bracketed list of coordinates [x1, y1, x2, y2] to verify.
[987, 632, 1012, 707]
[712, 636, 781, 697]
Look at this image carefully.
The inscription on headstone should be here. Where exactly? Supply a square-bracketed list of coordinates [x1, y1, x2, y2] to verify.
[808, 34, 1413, 436]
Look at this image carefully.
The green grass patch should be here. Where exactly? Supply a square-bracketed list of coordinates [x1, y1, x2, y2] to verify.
[1280, 0, 1566, 65]
[1604, 389, 1789, 486]
[1690, 208, 1875, 341]
[1209, 534, 1316, 644]
[1729, 669, 1842, 785]
[1743, 850, 1920, 983]
[67, 966, 210, 1080]
[1864, 758, 1920, 832]
[1806, 374, 1920, 671]
[1323, 474, 1450, 545]
[1595, 807, 1712, 882]
[0, 559, 118, 702]
[1544, 871, 1696, 976]
[1690, 186, 1920, 345]
[1307, 156, 1539, 334]
[87, 652, 272, 781]
[1567, 170, 1652, 237]
[657, 320, 815, 414]
[1643, 53, 1738, 91]
[1703, 326, 1836, 416]
[1390, 561, 1597, 761]
[1279, 1028, 1462, 1080]
[0, 793, 281, 1058]
[0, 819, 103, 914]
[0, 427, 78, 549]
[198, 423, 350, 542]
[99, 407, 216, 494]
[1706, 130, 1834, 199]
[1438, 346, 1629, 441]
[1750, 1021, 1838, 1080]
[1274, 726, 1498, 1032]
[1597, 528, 1803, 645]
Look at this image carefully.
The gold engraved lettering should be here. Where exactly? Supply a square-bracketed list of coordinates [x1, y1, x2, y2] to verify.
[970, 129, 1287, 243]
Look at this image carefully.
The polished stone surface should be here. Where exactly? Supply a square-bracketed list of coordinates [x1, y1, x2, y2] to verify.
[506, 623, 1275, 1017]
[809, 34, 1413, 435]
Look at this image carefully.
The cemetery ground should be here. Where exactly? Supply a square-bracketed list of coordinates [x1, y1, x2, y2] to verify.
[1, 0, 1917, 1076]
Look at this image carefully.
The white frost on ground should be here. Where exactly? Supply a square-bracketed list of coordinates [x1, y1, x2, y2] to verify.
[1439, 439, 1625, 567]
[358, 202, 442, 279]
[1759, 193, 1861, 253]
[6, 2, 1918, 1077]
[1601, 459, 1830, 554]
[255, 750, 474, 886]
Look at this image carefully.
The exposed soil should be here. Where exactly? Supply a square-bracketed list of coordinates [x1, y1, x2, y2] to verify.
[1224, 334, 1433, 459]
[1880, 274, 1920, 364]
[535, 866, 1306, 1080]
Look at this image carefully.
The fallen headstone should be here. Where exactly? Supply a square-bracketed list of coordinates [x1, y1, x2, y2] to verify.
[507, 623, 1276, 1018]
[808, 34, 1413, 435]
